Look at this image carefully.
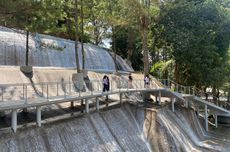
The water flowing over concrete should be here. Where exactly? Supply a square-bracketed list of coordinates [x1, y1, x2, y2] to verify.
[0, 26, 133, 72]
[1, 103, 229, 152]
[0, 26, 229, 152]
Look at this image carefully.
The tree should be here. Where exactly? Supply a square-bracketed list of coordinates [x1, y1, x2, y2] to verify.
[74, 0, 80, 73]
[80, 0, 85, 69]
[157, 0, 230, 92]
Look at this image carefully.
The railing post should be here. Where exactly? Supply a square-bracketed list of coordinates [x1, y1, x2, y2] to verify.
[119, 79, 121, 91]
[46, 84, 49, 100]
[25, 85, 27, 104]
[189, 86, 190, 94]
[57, 82, 59, 96]
[1, 87, 3, 102]
[176, 84, 178, 92]
[205, 104, 208, 131]
[22, 84, 25, 99]
[91, 81, 93, 95]
[111, 80, 113, 92]
[120, 93, 122, 106]
[64, 84, 66, 98]
[42, 83, 44, 97]
[158, 91, 161, 105]
[139, 80, 142, 89]
[69, 82, 71, 95]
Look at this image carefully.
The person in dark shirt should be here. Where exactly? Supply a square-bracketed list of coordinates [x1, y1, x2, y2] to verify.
[128, 73, 133, 88]
[102, 75, 108, 92]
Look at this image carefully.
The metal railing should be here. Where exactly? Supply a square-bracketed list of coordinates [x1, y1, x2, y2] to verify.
[159, 79, 230, 110]
[0, 79, 159, 105]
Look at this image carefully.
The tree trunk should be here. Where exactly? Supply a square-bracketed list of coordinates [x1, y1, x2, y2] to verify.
[26, 30, 29, 66]
[93, 20, 100, 45]
[80, 0, 85, 69]
[141, 15, 149, 75]
[175, 62, 179, 83]
[112, 26, 118, 72]
[75, 0, 80, 73]
[127, 28, 134, 66]
[228, 87, 230, 102]
[212, 86, 217, 103]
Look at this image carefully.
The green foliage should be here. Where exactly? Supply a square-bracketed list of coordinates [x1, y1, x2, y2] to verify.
[150, 59, 174, 79]
[156, 0, 230, 89]
[1, 0, 230, 91]
[150, 61, 164, 77]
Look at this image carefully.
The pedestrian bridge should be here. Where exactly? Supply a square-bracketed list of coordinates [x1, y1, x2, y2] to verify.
[0, 78, 229, 132]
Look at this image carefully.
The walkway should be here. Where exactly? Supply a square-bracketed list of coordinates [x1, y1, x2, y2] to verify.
[0, 79, 229, 132]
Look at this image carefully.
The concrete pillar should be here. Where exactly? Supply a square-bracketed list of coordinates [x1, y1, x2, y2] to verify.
[81, 99, 84, 113]
[205, 104, 208, 131]
[11, 109, 17, 133]
[197, 106, 200, 116]
[85, 100, 89, 113]
[158, 91, 161, 105]
[171, 98, 175, 112]
[215, 115, 218, 128]
[185, 100, 189, 108]
[36, 106, 42, 127]
[96, 97, 100, 111]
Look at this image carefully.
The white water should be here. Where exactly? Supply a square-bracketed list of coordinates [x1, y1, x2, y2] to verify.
[1, 104, 229, 152]
[0, 26, 229, 152]
[0, 26, 133, 72]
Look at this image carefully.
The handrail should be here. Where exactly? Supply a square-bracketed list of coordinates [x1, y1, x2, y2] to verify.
[0, 78, 229, 111]
[159, 79, 230, 110]
[0, 79, 152, 103]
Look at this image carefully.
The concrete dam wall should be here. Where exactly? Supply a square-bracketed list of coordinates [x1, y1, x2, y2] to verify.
[0, 26, 133, 72]
[1, 104, 229, 152]
[0, 26, 229, 152]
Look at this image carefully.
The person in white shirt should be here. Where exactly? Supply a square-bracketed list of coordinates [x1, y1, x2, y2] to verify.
[144, 74, 150, 88]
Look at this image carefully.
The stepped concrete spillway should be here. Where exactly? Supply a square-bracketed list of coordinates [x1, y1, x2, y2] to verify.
[0, 26, 229, 151]
[0, 26, 133, 72]
[1, 104, 230, 152]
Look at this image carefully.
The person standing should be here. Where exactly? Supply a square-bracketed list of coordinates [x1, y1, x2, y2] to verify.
[128, 73, 133, 88]
[106, 76, 110, 91]
[103, 75, 108, 92]
[144, 74, 150, 88]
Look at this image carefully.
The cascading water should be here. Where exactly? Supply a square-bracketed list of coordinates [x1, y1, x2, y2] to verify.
[1, 103, 229, 152]
[0, 26, 133, 72]
[0, 26, 229, 152]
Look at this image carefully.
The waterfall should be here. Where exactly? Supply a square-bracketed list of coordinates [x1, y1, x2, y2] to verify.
[0, 26, 133, 72]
